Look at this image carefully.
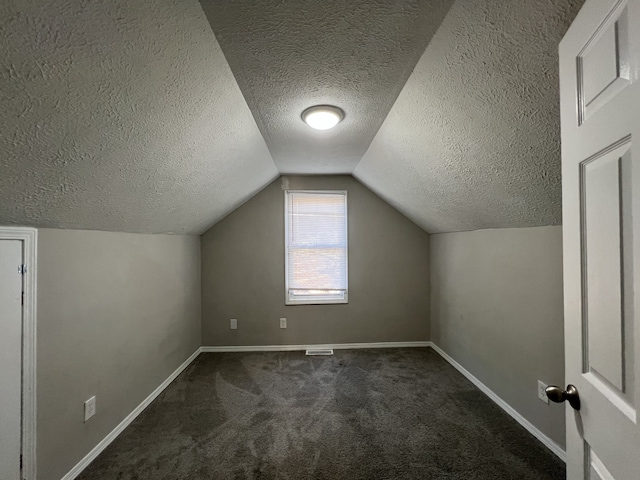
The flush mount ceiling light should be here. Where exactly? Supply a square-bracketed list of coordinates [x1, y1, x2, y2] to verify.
[301, 105, 344, 130]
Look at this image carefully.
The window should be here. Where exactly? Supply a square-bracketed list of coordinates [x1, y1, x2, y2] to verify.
[285, 190, 348, 305]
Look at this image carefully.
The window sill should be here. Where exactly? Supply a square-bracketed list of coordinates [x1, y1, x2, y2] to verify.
[285, 297, 349, 306]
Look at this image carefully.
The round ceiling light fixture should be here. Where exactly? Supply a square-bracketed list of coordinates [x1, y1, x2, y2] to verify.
[301, 105, 344, 130]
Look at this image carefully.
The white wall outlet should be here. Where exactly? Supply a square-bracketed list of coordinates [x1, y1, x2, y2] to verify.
[84, 396, 96, 422]
[538, 380, 549, 404]
[280, 317, 287, 329]
[230, 318, 238, 330]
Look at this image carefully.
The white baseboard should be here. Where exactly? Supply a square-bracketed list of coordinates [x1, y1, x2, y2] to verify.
[429, 343, 566, 462]
[200, 341, 432, 353]
[61, 348, 202, 480]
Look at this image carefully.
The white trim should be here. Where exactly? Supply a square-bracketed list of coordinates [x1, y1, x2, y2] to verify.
[201, 341, 431, 353]
[61, 348, 201, 480]
[429, 342, 567, 462]
[0, 227, 37, 480]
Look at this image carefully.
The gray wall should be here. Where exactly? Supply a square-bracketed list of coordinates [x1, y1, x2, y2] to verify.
[201, 175, 430, 346]
[36, 229, 201, 479]
[430, 226, 565, 447]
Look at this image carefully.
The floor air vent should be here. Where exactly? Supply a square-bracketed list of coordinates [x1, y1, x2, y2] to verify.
[305, 348, 334, 356]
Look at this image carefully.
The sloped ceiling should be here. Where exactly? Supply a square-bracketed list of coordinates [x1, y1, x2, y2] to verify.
[0, 0, 584, 235]
[354, 0, 584, 233]
[0, 0, 278, 235]
[199, 0, 455, 174]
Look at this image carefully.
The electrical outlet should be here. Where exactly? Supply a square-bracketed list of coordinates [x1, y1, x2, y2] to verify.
[280, 317, 287, 329]
[538, 380, 549, 404]
[84, 396, 96, 422]
[230, 318, 238, 330]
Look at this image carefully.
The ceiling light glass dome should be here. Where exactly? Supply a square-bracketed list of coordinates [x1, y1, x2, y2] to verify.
[301, 105, 344, 130]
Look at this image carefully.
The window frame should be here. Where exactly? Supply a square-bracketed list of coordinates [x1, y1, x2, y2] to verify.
[284, 189, 349, 305]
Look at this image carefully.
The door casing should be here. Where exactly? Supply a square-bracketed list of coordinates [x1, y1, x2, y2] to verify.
[0, 227, 37, 480]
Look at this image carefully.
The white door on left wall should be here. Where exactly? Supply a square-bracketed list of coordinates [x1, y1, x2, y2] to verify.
[0, 240, 23, 480]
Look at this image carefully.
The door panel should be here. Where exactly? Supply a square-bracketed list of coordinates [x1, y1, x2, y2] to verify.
[561, 0, 640, 478]
[577, 3, 630, 123]
[588, 449, 616, 480]
[582, 142, 628, 393]
[0, 240, 23, 480]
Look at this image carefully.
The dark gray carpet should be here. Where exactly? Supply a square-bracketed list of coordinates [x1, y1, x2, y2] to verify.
[78, 348, 564, 479]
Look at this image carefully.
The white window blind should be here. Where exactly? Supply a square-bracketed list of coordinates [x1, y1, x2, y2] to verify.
[285, 190, 348, 304]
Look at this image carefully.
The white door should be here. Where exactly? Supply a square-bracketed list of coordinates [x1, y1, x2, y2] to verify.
[560, 0, 640, 478]
[0, 240, 23, 479]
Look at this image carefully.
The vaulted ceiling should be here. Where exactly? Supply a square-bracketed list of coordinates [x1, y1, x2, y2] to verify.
[0, 0, 584, 235]
[200, 0, 454, 174]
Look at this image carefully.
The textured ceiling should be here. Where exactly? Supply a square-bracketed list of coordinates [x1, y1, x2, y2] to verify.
[0, 0, 278, 234]
[1, 0, 585, 235]
[354, 0, 585, 233]
[200, 0, 455, 174]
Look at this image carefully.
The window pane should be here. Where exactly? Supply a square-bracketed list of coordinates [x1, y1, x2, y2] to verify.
[288, 248, 347, 290]
[285, 191, 348, 304]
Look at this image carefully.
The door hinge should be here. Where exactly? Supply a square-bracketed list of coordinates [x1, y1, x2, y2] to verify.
[20, 453, 22, 469]
[22, 291, 25, 306]
[18, 264, 27, 274]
